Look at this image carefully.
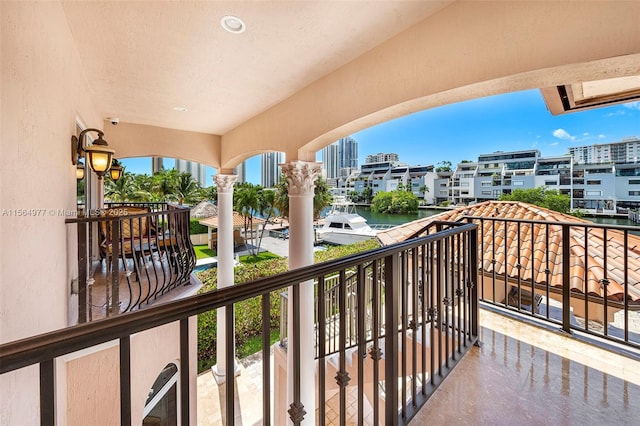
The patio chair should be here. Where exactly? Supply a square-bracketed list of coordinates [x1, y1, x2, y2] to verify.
[98, 206, 153, 262]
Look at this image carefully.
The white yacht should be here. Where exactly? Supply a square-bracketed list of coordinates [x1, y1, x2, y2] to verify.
[316, 197, 378, 245]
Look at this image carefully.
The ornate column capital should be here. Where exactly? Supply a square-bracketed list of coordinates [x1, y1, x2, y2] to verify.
[280, 161, 322, 196]
[213, 174, 237, 194]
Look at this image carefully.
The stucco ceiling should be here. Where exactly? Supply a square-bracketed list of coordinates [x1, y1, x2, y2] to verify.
[61, 1, 452, 135]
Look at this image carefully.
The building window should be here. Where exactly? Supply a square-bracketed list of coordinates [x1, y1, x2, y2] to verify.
[481, 181, 491, 187]
[586, 190, 602, 197]
[513, 180, 524, 186]
[544, 180, 557, 186]
[629, 191, 640, 196]
[630, 179, 640, 185]
[587, 180, 601, 185]
[481, 190, 491, 195]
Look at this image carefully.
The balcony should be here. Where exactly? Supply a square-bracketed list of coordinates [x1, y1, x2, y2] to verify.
[2, 215, 640, 425]
[65, 202, 197, 322]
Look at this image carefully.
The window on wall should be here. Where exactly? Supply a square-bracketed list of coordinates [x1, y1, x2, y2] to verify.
[143, 363, 179, 426]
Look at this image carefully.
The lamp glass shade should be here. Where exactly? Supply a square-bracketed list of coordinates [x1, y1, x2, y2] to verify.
[76, 163, 85, 180]
[109, 165, 123, 181]
[85, 146, 115, 175]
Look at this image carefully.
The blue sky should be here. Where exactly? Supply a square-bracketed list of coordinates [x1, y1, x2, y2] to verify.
[120, 89, 639, 186]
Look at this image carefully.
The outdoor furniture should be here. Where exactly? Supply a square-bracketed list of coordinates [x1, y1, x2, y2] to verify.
[98, 206, 154, 261]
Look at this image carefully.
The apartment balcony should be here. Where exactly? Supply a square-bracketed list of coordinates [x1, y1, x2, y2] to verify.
[2, 217, 640, 425]
[65, 202, 197, 322]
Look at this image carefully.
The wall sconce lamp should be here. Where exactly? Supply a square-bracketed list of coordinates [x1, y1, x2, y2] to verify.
[71, 128, 115, 179]
[109, 159, 124, 181]
[76, 160, 85, 180]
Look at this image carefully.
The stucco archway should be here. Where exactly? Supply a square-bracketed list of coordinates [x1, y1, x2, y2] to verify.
[220, 1, 640, 167]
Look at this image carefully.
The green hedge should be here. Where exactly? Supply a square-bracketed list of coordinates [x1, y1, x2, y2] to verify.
[190, 218, 209, 235]
[196, 239, 380, 372]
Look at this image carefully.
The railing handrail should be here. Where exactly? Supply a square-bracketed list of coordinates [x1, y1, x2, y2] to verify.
[464, 214, 640, 232]
[65, 204, 190, 225]
[0, 223, 476, 375]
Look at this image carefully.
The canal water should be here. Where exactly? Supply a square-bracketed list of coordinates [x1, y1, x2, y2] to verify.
[355, 206, 640, 229]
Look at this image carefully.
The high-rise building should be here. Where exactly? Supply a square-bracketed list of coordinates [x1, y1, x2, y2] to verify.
[339, 137, 358, 170]
[321, 136, 358, 180]
[233, 161, 246, 183]
[322, 143, 340, 179]
[152, 157, 164, 174]
[175, 159, 206, 186]
[365, 152, 399, 164]
[261, 152, 284, 187]
[569, 137, 640, 164]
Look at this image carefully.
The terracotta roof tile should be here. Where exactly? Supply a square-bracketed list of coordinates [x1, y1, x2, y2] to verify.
[199, 212, 265, 228]
[377, 201, 640, 303]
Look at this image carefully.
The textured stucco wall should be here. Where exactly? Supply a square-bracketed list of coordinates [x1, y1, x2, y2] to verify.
[0, 1, 101, 424]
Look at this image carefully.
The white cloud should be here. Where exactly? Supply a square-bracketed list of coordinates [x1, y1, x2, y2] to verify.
[598, 134, 606, 139]
[549, 142, 559, 147]
[624, 101, 640, 111]
[583, 132, 589, 136]
[552, 128, 575, 141]
[605, 110, 626, 117]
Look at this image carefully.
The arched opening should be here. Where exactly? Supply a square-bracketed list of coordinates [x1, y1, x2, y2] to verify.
[142, 362, 179, 426]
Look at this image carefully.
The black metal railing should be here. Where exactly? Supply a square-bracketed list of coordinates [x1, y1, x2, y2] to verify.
[465, 216, 640, 349]
[105, 201, 169, 212]
[0, 221, 479, 426]
[66, 203, 196, 322]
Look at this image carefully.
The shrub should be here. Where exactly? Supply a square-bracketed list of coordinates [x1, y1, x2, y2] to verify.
[190, 218, 209, 234]
[196, 239, 381, 372]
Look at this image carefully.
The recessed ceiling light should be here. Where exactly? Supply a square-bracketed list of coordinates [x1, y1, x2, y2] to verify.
[220, 15, 246, 34]
[173, 106, 187, 112]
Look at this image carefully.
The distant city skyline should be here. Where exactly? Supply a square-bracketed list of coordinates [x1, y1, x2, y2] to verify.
[119, 89, 639, 186]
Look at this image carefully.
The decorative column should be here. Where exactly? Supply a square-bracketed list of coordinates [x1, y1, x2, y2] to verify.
[212, 174, 240, 383]
[280, 160, 322, 425]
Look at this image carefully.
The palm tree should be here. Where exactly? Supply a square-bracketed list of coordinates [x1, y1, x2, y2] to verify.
[152, 169, 179, 202]
[274, 176, 290, 218]
[233, 183, 261, 255]
[312, 177, 333, 219]
[274, 175, 332, 220]
[171, 172, 202, 205]
[254, 189, 276, 254]
[202, 185, 217, 203]
[105, 172, 136, 202]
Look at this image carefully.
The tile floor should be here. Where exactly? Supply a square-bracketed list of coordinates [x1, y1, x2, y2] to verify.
[196, 308, 640, 425]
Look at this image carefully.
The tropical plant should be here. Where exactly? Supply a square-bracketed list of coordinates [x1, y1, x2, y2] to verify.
[171, 172, 203, 205]
[371, 189, 419, 214]
[435, 160, 452, 172]
[361, 186, 373, 204]
[274, 174, 333, 219]
[273, 176, 290, 218]
[233, 183, 262, 255]
[255, 189, 276, 254]
[498, 187, 570, 214]
[105, 172, 137, 202]
[312, 177, 333, 219]
[202, 185, 217, 202]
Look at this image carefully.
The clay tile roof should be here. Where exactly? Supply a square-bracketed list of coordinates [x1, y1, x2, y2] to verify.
[199, 212, 265, 229]
[377, 200, 640, 303]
